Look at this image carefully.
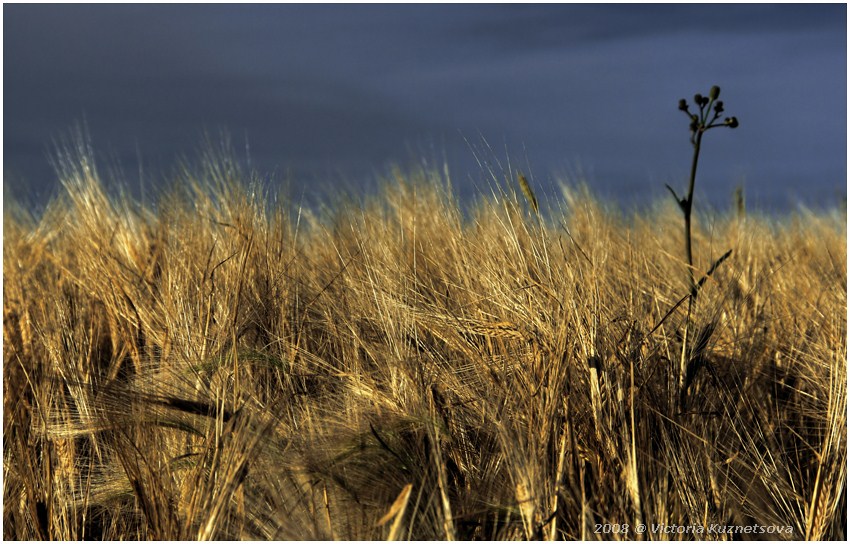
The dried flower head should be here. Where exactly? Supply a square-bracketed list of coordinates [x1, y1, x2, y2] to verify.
[709, 85, 721, 100]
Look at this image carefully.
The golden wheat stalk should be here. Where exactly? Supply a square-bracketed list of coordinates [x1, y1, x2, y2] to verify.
[517, 171, 538, 215]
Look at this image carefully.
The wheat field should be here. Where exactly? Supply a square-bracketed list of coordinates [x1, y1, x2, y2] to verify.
[3, 149, 846, 540]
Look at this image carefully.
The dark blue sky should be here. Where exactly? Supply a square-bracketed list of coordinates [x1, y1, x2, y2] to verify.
[3, 4, 847, 211]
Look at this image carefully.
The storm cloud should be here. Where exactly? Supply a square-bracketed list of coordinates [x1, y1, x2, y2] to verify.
[4, 4, 846, 210]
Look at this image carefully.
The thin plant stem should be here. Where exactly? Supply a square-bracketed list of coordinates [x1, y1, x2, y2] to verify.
[685, 129, 703, 300]
[670, 85, 738, 412]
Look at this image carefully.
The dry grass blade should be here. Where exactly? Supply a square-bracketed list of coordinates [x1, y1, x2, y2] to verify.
[376, 483, 413, 541]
